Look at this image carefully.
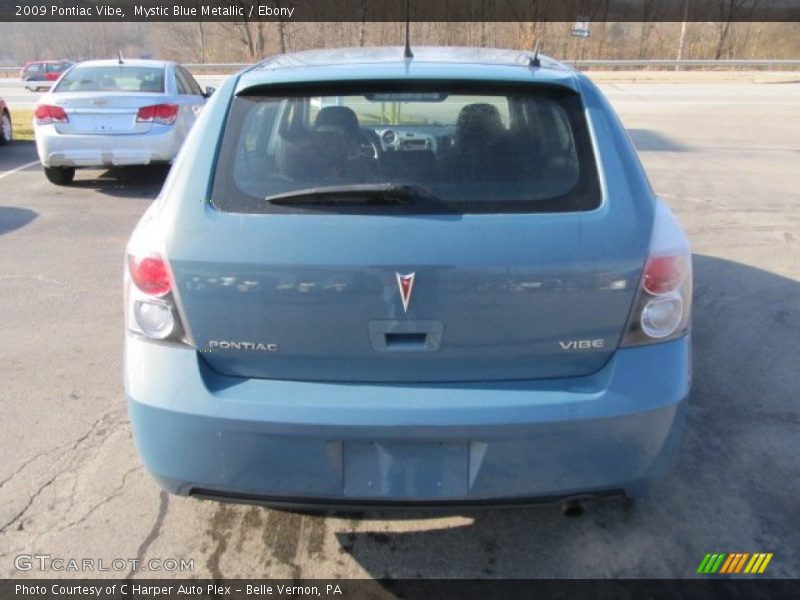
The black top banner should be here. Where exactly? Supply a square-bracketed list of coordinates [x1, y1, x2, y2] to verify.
[2, 0, 800, 22]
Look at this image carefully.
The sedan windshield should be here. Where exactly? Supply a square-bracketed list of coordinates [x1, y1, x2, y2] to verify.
[211, 84, 600, 214]
[55, 66, 165, 93]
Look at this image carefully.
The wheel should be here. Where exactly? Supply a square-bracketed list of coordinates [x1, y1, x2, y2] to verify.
[43, 166, 76, 185]
[0, 111, 11, 145]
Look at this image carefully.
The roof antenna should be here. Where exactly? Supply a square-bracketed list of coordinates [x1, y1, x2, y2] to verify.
[118, 51, 124, 65]
[528, 41, 541, 68]
[403, 0, 414, 59]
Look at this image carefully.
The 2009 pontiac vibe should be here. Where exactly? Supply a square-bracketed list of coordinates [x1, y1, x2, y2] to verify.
[124, 47, 692, 509]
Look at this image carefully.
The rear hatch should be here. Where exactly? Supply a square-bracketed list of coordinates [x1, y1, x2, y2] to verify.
[169, 82, 649, 383]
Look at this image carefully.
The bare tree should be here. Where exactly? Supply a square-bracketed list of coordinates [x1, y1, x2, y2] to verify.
[275, 0, 288, 53]
[675, 0, 690, 68]
[715, 0, 756, 60]
[517, 0, 545, 51]
[217, 1, 269, 60]
[356, 0, 368, 47]
[595, 0, 613, 58]
[749, 22, 763, 58]
[638, 0, 664, 59]
[5, 16, 800, 66]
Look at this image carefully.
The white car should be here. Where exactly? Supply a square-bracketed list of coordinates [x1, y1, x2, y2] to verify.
[33, 59, 211, 185]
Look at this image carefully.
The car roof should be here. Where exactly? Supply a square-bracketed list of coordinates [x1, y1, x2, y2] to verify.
[236, 46, 579, 92]
[71, 59, 173, 69]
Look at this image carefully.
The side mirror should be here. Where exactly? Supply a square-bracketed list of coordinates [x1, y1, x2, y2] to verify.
[204, 86, 216, 98]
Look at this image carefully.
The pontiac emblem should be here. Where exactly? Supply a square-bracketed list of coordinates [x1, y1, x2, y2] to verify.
[395, 272, 416, 313]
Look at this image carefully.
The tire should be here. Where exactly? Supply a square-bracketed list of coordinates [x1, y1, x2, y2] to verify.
[0, 111, 11, 145]
[43, 166, 76, 185]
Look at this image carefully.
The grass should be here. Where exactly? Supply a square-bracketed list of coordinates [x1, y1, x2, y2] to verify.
[10, 108, 34, 141]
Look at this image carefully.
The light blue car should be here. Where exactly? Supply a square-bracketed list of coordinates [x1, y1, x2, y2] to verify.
[124, 47, 692, 512]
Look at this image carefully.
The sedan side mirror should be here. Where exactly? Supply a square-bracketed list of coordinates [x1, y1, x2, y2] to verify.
[204, 86, 216, 98]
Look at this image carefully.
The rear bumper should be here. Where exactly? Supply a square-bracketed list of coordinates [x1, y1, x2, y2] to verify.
[125, 335, 690, 505]
[36, 125, 181, 167]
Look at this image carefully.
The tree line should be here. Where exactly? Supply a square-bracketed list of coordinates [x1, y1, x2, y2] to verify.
[1, 21, 798, 66]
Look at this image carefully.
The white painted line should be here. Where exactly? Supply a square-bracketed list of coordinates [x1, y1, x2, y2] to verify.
[0, 160, 39, 181]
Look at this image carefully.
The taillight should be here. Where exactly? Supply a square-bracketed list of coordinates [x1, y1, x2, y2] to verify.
[640, 293, 684, 339]
[136, 104, 178, 125]
[34, 104, 68, 125]
[643, 255, 688, 295]
[622, 202, 692, 346]
[131, 300, 175, 340]
[125, 234, 189, 345]
[128, 254, 171, 297]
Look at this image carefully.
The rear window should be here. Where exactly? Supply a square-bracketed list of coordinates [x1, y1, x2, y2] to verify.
[54, 66, 165, 93]
[211, 83, 600, 214]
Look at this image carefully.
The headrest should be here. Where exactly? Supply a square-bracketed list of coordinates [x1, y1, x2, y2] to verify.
[456, 103, 503, 145]
[314, 106, 360, 137]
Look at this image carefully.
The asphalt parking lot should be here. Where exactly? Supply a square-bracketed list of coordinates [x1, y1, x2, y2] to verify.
[0, 81, 798, 580]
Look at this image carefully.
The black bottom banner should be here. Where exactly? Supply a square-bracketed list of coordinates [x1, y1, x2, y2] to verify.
[2, 579, 799, 600]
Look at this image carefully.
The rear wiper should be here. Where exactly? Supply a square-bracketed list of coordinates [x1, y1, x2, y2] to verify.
[266, 183, 438, 207]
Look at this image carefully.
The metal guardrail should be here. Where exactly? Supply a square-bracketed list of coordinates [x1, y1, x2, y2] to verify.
[183, 63, 250, 70]
[0, 63, 245, 75]
[173, 59, 800, 70]
[1, 59, 799, 77]
[567, 59, 800, 68]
